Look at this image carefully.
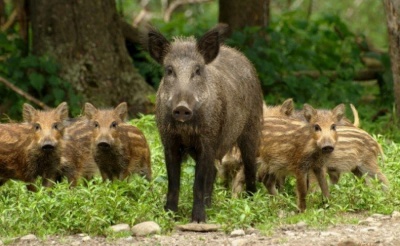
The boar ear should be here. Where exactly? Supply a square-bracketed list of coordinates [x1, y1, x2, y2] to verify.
[84, 103, 97, 120]
[55, 102, 69, 121]
[22, 103, 36, 122]
[197, 24, 229, 64]
[303, 104, 317, 123]
[146, 27, 170, 64]
[332, 103, 345, 122]
[280, 98, 294, 116]
[114, 102, 128, 121]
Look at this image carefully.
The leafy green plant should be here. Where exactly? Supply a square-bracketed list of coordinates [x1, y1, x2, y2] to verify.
[0, 32, 82, 120]
[0, 115, 399, 242]
[226, 12, 367, 107]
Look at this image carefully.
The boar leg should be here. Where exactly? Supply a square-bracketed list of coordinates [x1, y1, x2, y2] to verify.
[192, 145, 216, 222]
[42, 172, 56, 188]
[327, 168, 341, 184]
[276, 175, 286, 192]
[164, 142, 183, 214]
[295, 171, 308, 213]
[231, 167, 245, 198]
[237, 133, 258, 195]
[265, 173, 278, 195]
[312, 167, 330, 200]
[355, 166, 389, 190]
[0, 178, 7, 186]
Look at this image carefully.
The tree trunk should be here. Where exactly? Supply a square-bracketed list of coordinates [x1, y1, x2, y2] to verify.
[384, 0, 400, 117]
[218, 0, 270, 31]
[30, 0, 154, 116]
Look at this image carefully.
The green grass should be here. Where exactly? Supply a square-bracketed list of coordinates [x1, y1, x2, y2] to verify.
[0, 113, 399, 242]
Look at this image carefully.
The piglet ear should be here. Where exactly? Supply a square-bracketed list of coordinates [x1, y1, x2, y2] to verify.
[280, 98, 294, 117]
[303, 104, 317, 123]
[197, 23, 229, 64]
[84, 103, 97, 120]
[114, 102, 128, 121]
[55, 102, 69, 121]
[146, 27, 170, 64]
[23, 103, 36, 123]
[332, 103, 345, 122]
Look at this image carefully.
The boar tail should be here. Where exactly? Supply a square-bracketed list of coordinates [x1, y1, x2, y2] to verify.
[350, 104, 360, 128]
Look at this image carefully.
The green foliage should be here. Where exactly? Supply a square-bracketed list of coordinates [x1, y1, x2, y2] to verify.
[0, 33, 82, 120]
[226, 12, 366, 107]
[1, 115, 399, 241]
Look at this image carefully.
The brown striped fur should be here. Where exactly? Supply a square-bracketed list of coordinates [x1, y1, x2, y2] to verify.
[259, 103, 345, 212]
[58, 118, 99, 186]
[312, 126, 388, 189]
[218, 99, 294, 197]
[0, 102, 68, 190]
[84, 102, 151, 181]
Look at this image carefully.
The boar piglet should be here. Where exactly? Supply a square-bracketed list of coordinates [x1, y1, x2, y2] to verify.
[145, 24, 263, 222]
[218, 98, 295, 197]
[59, 117, 99, 186]
[84, 102, 151, 181]
[259, 104, 345, 212]
[322, 126, 389, 189]
[0, 102, 68, 191]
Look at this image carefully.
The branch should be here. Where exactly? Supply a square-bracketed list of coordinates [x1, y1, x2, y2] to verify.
[164, 0, 213, 22]
[290, 66, 385, 82]
[1, 9, 17, 32]
[0, 76, 50, 110]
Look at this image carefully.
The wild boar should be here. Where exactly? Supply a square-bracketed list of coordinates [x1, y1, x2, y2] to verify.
[145, 24, 263, 222]
[84, 102, 152, 181]
[58, 117, 99, 186]
[0, 102, 68, 191]
[260, 104, 345, 212]
[316, 126, 388, 189]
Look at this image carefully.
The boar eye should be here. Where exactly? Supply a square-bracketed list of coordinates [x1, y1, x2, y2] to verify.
[33, 123, 41, 131]
[93, 121, 99, 128]
[314, 124, 321, 131]
[111, 121, 118, 128]
[52, 122, 60, 130]
[165, 66, 174, 76]
[331, 124, 336, 131]
[194, 65, 201, 76]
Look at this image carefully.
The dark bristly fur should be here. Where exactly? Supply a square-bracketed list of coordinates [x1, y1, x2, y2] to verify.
[146, 24, 263, 222]
[0, 102, 68, 191]
[84, 102, 151, 181]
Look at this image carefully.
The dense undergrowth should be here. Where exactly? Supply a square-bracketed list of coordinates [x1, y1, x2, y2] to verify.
[0, 114, 398, 242]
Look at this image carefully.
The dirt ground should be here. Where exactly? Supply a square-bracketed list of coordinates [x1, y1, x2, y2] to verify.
[6, 211, 400, 246]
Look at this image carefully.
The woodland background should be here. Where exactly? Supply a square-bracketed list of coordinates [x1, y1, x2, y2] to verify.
[0, 0, 398, 140]
[1, 1, 400, 242]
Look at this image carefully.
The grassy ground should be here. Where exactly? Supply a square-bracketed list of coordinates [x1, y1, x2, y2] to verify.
[0, 112, 399, 243]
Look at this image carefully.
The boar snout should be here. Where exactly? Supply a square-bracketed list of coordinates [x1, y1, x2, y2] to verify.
[97, 141, 111, 149]
[41, 139, 56, 151]
[173, 101, 193, 122]
[321, 145, 334, 153]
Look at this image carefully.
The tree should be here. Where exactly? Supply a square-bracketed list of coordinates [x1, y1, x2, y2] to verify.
[30, 0, 154, 116]
[218, 0, 270, 30]
[384, 0, 400, 117]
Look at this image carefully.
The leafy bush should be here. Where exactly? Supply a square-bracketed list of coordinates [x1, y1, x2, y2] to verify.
[226, 12, 367, 107]
[0, 33, 82, 120]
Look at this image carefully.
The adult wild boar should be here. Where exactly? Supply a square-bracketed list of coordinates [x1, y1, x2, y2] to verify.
[145, 24, 263, 222]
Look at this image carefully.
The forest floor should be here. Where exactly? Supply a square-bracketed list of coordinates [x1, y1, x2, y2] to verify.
[6, 211, 400, 246]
